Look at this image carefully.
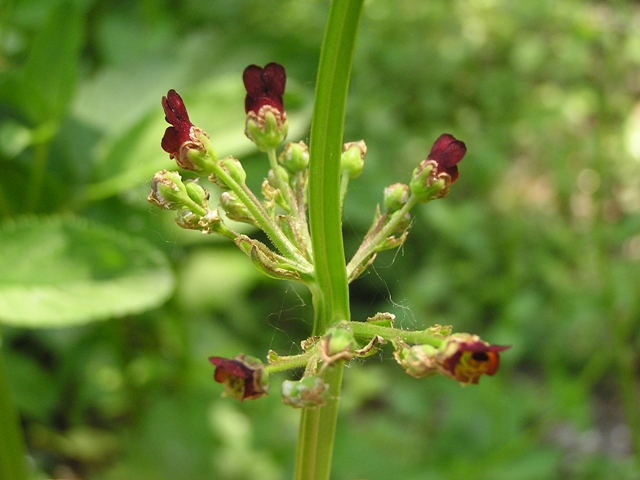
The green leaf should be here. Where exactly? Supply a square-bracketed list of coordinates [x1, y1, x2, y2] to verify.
[0, 1, 84, 124]
[0, 215, 174, 327]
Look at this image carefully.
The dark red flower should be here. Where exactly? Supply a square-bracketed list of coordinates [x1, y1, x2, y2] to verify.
[427, 133, 467, 183]
[437, 334, 510, 385]
[243, 63, 286, 115]
[208, 354, 269, 401]
[161, 89, 194, 159]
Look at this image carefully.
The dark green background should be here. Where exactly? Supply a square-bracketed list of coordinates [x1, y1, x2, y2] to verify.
[1, 0, 640, 478]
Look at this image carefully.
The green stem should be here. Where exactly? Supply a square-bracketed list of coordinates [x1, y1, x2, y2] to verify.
[267, 148, 314, 259]
[346, 194, 418, 280]
[295, 0, 364, 479]
[266, 350, 316, 374]
[210, 154, 311, 269]
[294, 365, 343, 480]
[348, 321, 445, 347]
[267, 148, 297, 215]
[0, 344, 29, 480]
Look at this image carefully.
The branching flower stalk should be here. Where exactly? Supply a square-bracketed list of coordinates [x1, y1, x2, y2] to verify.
[148, 2, 509, 478]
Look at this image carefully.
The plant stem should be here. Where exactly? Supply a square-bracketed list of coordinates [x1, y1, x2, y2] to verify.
[295, 0, 364, 478]
[346, 194, 418, 281]
[348, 321, 445, 347]
[294, 365, 344, 480]
[0, 344, 29, 480]
[210, 154, 311, 269]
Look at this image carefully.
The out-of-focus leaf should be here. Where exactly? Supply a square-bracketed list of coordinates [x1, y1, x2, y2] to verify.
[0, 0, 84, 124]
[0, 216, 174, 327]
[3, 351, 60, 420]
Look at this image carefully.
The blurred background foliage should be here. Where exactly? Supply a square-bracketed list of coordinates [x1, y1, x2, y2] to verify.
[1, 0, 640, 478]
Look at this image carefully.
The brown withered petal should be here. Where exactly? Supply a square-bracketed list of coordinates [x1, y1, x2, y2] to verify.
[427, 133, 467, 183]
[161, 90, 194, 158]
[243, 63, 286, 115]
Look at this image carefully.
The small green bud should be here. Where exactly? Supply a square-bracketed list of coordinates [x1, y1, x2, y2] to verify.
[282, 376, 330, 408]
[245, 108, 289, 152]
[184, 179, 209, 207]
[409, 160, 447, 202]
[341, 140, 366, 178]
[266, 166, 290, 212]
[279, 141, 309, 173]
[269, 165, 290, 187]
[148, 170, 188, 210]
[174, 208, 200, 229]
[219, 191, 255, 225]
[393, 343, 439, 378]
[183, 132, 218, 175]
[324, 328, 358, 357]
[175, 208, 234, 237]
[220, 156, 247, 185]
[383, 183, 409, 212]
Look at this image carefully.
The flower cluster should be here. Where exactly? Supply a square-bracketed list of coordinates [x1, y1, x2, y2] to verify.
[148, 62, 507, 406]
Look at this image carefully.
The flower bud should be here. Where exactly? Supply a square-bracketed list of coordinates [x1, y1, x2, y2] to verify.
[245, 108, 289, 151]
[282, 376, 330, 408]
[175, 208, 200, 229]
[409, 160, 445, 202]
[319, 327, 357, 367]
[326, 328, 358, 357]
[427, 133, 466, 183]
[161, 90, 217, 174]
[243, 63, 288, 151]
[208, 354, 269, 401]
[184, 179, 209, 208]
[341, 140, 366, 178]
[220, 191, 255, 225]
[148, 170, 188, 210]
[409, 134, 467, 202]
[383, 183, 409, 212]
[394, 343, 439, 378]
[435, 334, 510, 385]
[279, 141, 309, 173]
[269, 164, 290, 188]
[220, 156, 247, 185]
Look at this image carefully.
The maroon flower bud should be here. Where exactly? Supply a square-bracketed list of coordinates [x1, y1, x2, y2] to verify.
[436, 334, 510, 385]
[427, 133, 467, 183]
[161, 90, 214, 172]
[243, 63, 288, 151]
[243, 63, 286, 115]
[208, 354, 269, 401]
